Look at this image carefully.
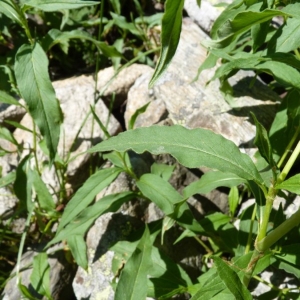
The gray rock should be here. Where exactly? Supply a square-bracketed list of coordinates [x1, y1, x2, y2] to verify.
[2, 244, 76, 300]
[97, 64, 154, 108]
[13, 74, 121, 191]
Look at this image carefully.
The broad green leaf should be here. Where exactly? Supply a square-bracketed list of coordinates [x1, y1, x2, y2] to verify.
[251, 112, 275, 167]
[30, 253, 52, 299]
[183, 171, 246, 198]
[268, 18, 300, 53]
[15, 43, 63, 162]
[228, 186, 239, 217]
[13, 154, 34, 211]
[23, 0, 98, 11]
[213, 256, 252, 300]
[267, 52, 300, 71]
[148, 247, 192, 298]
[286, 89, 300, 141]
[210, 0, 246, 39]
[211, 57, 300, 90]
[137, 173, 183, 215]
[30, 168, 55, 213]
[67, 235, 87, 270]
[150, 162, 175, 181]
[0, 127, 19, 146]
[89, 125, 264, 184]
[0, 171, 16, 188]
[275, 175, 300, 194]
[56, 167, 121, 232]
[128, 102, 150, 130]
[115, 226, 152, 300]
[48, 192, 135, 247]
[205, 9, 290, 49]
[251, 21, 270, 53]
[149, 0, 184, 87]
[0, 90, 21, 106]
[195, 52, 218, 81]
[0, 0, 24, 26]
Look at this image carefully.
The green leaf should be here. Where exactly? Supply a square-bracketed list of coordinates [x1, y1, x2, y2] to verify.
[251, 112, 275, 167]
[15, 43, 63, 162]
[56, 167, 121, 233]
[0, 126, 19, 146]
[41, 29, 122, 57]
[0, 90, 21, 106]
[213, 256, 252, 300]
[150, 162, 175, 182]
[268, 18, 300, 53]
[115, 225, 152, 300]
[183, 171, 246, 198]
[89, 125, 264, 184]
[13, 154, 34, 211]
[23, 0, 98, 11]
[18, 284, 38, 300]
[30, 253, 52, 299]
[205, 9, 290, 49]
[0, 0, 24, 26]
[148, 248, 191, 298]
[110, 12, 141, 36]
[0, 171, 16, 188]
[275, 174, 300, 194]
[30, 168, 55, 213]
[149, 0, 184, 87]
[48, 192, 135, 247]
[228, 186, 239, 217]
[128, 102, 150, 130]
[137, 173, 183, 215]
[67, 235, 87, 270]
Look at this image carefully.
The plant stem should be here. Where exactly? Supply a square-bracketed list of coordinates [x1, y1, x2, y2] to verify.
[277, 139, 300, 185]
[245, 204, 257, 254]
[257, 207, 300, 252]
[277, 126, 300, 169]
[194, 236, 213, 255]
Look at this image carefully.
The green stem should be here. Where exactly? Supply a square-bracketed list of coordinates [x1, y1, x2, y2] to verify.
[277, 139, 300, 185]
[257, 207, 300, 252]
[16, 204, 35, 285]
[277, 126, 300, 169]
[194, 236, 213, 255]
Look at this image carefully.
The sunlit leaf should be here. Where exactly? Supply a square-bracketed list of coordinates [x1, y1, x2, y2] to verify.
[67, 235, 87, 270]
[115, 226, 152, 300]
[23, 0, 98, 12]
[15, 43, 63, 162]
[149, 0, 184, 87]
[275, 174, 300, 194]
[89, 125, 263, 184]
[56, 167, 121, 233]
[30, 253, 52, 299]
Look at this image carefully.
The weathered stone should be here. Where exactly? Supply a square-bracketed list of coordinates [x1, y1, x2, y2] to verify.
[97, 64, 154, 108]
[0, 100, 26, 129]
[2, 244, 76, 300]
[126, 19, 279, 151]
[13, 74, 121, 190]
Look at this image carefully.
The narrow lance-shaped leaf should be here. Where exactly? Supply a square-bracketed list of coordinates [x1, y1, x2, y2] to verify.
[15, 43, 63, 162]
[67, 235, 87, 270]
[89, 125, 264, 184]
[275, 174, 300, 194]
[23, 0, 98, 12]
[137, 173, 183, 215]
[251, 112, 276, 168]
[0, 90, 22, 106]
[115, 225, 152, 300]
[213, 256, 252, 300]
[0, 0, 24, 26]
[149, 0, 184, 87]
[56, 167, 121, 233]
[48, 192, 136, 247]
[183, 170, 246, 198]
[30, 253, 52, 299]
